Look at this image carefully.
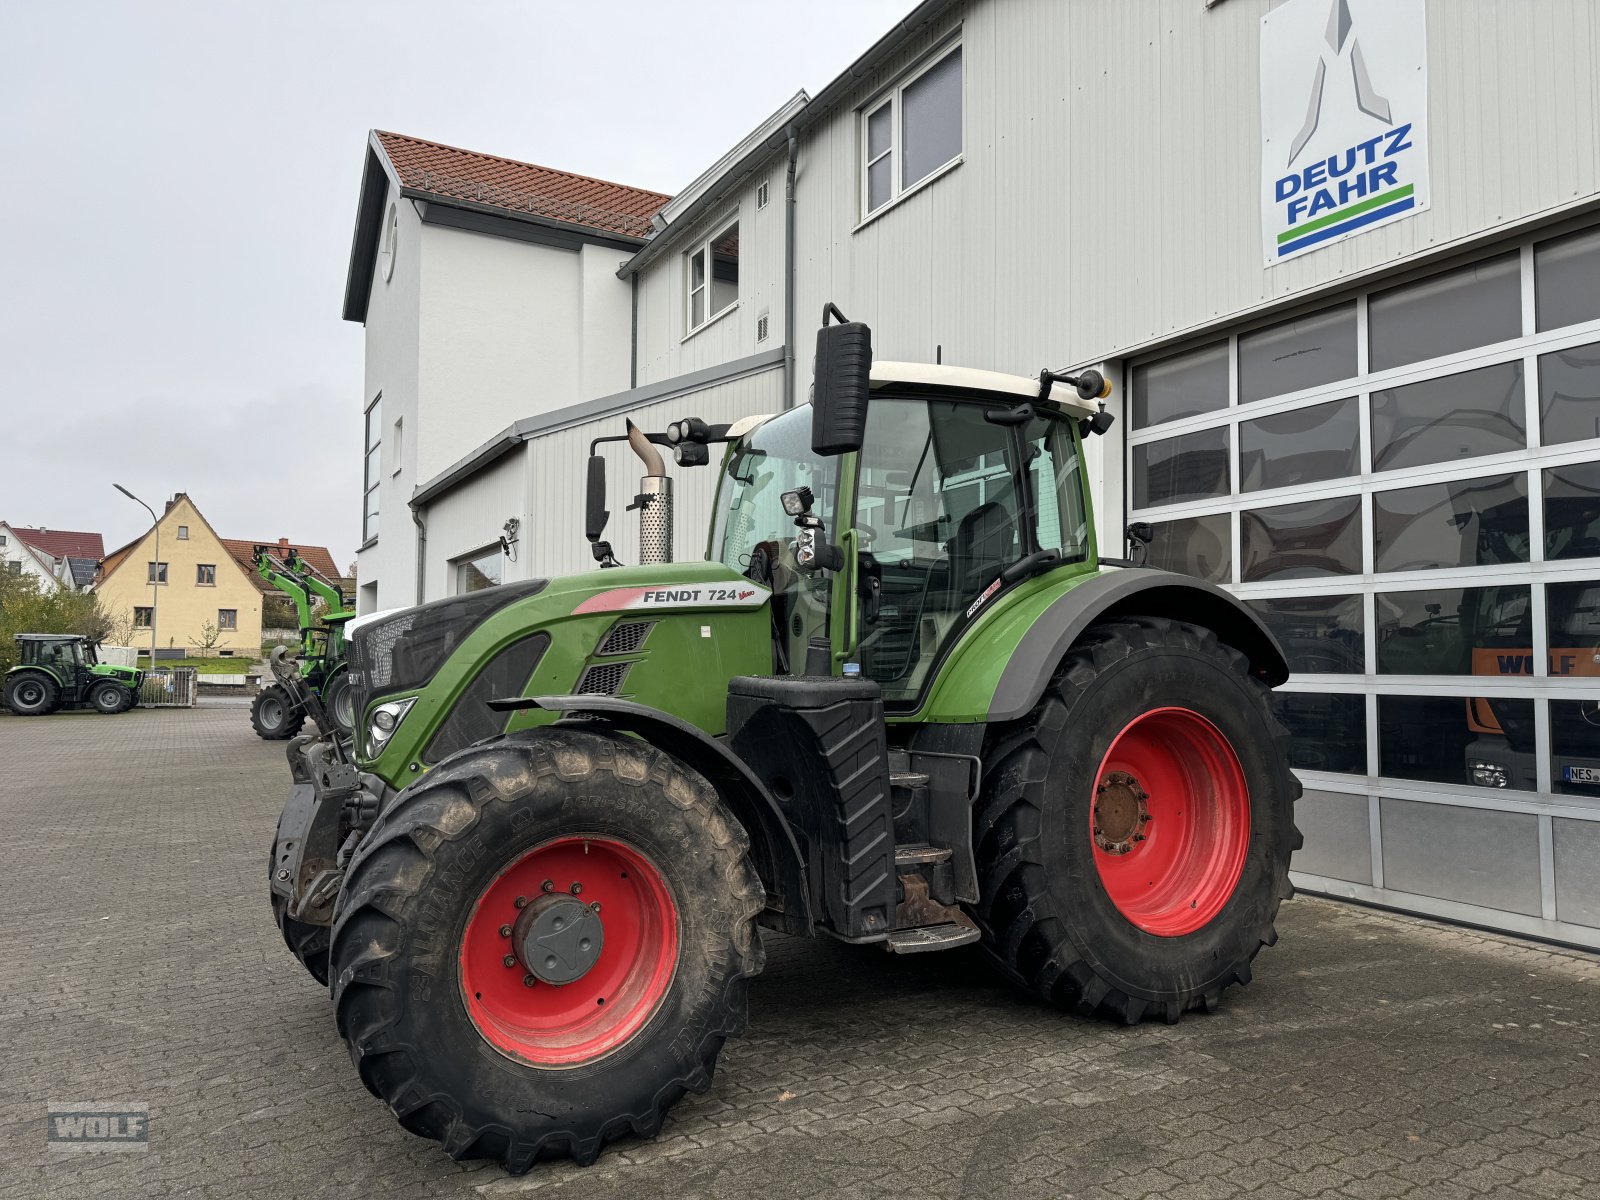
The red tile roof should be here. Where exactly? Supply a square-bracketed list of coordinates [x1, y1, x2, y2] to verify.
[221, 539, 347, 595]
[375, 131, 670, 240]
[12, 527, 104, 562]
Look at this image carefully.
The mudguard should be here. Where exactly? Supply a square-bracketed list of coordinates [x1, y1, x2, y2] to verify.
[503, 694, 814, 935]
[986, 568, 1289, 722]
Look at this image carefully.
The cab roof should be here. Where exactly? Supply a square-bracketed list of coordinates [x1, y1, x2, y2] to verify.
[869, 361, 1097, 417]
[15, 633, 86, 642]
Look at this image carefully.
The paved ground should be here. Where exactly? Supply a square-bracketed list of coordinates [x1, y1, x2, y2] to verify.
[2, 705, 1598, 1200]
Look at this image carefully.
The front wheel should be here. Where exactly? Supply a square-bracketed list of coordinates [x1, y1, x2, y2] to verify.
[251, 684, 305, 740]
[320, 668, 355, 736]
[4, 672, 58, 716]
[329, 727, 766, 1171]
[89, 680, 127, 714]
[973, 617, 1301, 1024]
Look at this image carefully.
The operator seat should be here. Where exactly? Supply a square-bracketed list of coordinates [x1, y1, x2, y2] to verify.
[947, 501, 1015, 597]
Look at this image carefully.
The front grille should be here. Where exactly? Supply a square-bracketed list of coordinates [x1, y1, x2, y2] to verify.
[349, 579, 547, 701]
[576, 661, 630, 695]
[596, 620, 654, 656]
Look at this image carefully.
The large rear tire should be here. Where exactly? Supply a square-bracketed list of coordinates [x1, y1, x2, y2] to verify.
[4, 672, 58, 716]
[972, 617, 1301, 1024]
[329, 727, 766, 1172]
[251, 684, 305, 740]
[321, 667, 355, 737]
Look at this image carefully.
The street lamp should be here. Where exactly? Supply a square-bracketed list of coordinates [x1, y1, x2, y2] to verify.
[114, 484, 159, 667]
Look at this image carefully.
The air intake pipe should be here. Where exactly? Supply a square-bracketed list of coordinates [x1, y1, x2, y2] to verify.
[626, 419, 673, 565]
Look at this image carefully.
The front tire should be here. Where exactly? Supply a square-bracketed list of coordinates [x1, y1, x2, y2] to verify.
[321, 668, 355, 736]
[4, 672, 58, 716]
[973, 617, 1301, 1024]
[329, 727, 766, 1171]
[89, 680, 127, 714]
[251, 684, 305, 740]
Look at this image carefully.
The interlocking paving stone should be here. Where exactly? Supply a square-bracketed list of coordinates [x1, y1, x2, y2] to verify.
[1, 704, 1596, 1199]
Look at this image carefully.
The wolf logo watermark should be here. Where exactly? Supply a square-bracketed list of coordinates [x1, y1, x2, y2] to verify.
[46, 1102, 150, 1153]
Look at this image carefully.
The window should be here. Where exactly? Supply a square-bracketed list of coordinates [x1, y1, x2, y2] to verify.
[1368, 253, 1521, 372]
[1143, 515, 1232, 583]
[1131, 427, 1230, 508]
[134, 607, 153, 628]
[756, 179, 769, 209]
[1238, 304, 1357, 403]
[177, 525, 189, 540]
[1246, 595, 1364, 674]
[1241, 495, 1363, 581]
[363, 395, 382, 542]
[1240, 397, 1359, 492]
[861, 43, 962, 217]
[218, 609, 237, 631]
[1539, 341, 1600, 446]
[1371, 361, 1526, 471]
[1131, 341, 1229, 428]
[392, 415, 404, 475]
[1544, 462, 1600, 560]
[685, 220, 739, 334]
[6, 561, 20, 576]
[0, 534, 7, 546]
[147, 562, 167, 584]
[196, 564, 216, 586]
[454, 548, 503, 595]
[1375, 585, 1532, 675]
[1373, 473, 1529, 573]
[381, 201, 398, 283]
[1535, 226, 1600, 331]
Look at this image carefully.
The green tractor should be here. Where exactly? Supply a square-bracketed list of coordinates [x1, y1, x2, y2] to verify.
[251, 547, 356, 740]
[269, 310, 1300, 1172]
[3, 634, 142, 715]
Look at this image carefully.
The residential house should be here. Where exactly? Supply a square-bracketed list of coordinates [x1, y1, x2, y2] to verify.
[0, 524, 104, 591]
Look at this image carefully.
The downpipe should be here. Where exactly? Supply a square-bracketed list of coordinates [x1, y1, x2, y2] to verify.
[626, 419, 672, 565]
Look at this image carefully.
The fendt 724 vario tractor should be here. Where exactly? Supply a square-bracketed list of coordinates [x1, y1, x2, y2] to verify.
[251, 547, 356, 740]
[3, 634, 142, 715]
[269, 311, 1300, 1172]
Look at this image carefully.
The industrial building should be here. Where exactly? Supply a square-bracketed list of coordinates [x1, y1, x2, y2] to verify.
[341, 0, 1600, 947]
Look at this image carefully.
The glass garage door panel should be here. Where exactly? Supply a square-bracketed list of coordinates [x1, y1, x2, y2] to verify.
[1368, 252, 1521, 373]
[1536, 226, 1600, 332]
[1372, 473, 1529, 573]
[1374, 585, 1532, 676]
[1241, 495, 1362, 581]
[1247, 594, 1364, 674]
[1238, 304, 1357, 404]
[1371, 361, 1526, 472]
[1132, 427, 1229, 508]
[1538, 341, 1600, 446]
[1131, 341, 1228, 429]
[1545, 463, 1600, 560]
[1269, 692, 1366, 774]
[1551, 700, 1600, 796]
[1143, 514, 1231, 583]
[1240, 397, 1359, 492]
[1379, 694, 1536, 787]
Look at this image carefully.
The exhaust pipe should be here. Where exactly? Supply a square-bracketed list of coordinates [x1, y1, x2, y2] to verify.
[626, 419, 673, 565]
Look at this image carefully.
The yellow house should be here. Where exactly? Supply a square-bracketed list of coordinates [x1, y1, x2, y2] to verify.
[97, 494, 263, 657]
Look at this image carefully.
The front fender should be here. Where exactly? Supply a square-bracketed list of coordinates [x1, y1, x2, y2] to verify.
[502, 694, 813, 935]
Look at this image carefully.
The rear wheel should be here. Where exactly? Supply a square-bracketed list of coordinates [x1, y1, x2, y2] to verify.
[251, 684, 305, 740]
[4, 672, 58, 716]
[329, 727, 766, 1171]
[89, 680, 127, 714]
[973, 617, 1301, 1024]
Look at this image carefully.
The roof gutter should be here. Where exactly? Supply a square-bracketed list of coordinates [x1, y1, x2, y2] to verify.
[782, 124, 799, 409]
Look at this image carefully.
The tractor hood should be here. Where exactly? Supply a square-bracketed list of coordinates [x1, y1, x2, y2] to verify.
[347, 562, 773, 785]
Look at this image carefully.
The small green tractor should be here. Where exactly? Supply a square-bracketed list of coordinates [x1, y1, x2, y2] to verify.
[251, 547, 355, 740]
[269, 310, 1300, 1172]
[3, 634, 142, 715]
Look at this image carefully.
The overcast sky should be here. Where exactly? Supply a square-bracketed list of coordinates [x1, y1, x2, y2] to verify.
[0, 0, 911, 568]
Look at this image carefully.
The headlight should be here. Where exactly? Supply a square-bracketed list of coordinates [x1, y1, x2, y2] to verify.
[1469, 760, 1509, 789]
[367, 697, 416, 755]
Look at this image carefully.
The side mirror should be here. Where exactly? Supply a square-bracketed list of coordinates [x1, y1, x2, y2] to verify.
[584, 455, 609, 542]
[812, 303, 872, 456]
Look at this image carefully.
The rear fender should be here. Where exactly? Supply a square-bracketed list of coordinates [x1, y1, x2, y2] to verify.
[507, 695, 813, 935]
[987, 569, 1289, 721]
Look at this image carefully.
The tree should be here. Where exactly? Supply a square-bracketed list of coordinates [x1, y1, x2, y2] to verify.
[188, 621, 223, 653]
[0, 571, 117, 673]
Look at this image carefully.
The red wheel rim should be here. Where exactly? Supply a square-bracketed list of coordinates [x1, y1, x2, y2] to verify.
[459, 836, 678, 1066]
[1090, 707, 1250, 937]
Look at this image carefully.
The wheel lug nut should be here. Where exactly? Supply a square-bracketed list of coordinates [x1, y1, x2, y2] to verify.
[502, 954, 516, 968]
[590, 901, 601, 913]
[569, 882, 582, 895]
[499, 924, 512, 938]
[276, 868, 291, 881]
[514, 896, 527, 909]
[541, 880, 554, 893]
[522, 974, 536, 987]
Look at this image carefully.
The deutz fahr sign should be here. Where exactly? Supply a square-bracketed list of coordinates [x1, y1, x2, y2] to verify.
[1260, 0, 1429, 265]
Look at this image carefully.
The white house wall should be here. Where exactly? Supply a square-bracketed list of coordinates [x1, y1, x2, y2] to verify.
[633, 160, 788, 386]
[791, 0, 1600, 394]
[354, 185, 423, 613]
[522, 366, 785, 579]
[421, 446, 530, 599]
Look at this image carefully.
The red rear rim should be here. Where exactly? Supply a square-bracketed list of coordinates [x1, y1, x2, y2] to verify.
[1090, 707, 1251, 937]
[459, 836, 678, 1066]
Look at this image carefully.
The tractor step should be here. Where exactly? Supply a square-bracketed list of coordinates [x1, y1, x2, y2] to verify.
[885, 922, 980, 954]
[894, 842, 952, 866]
[889, 770, 930, 789]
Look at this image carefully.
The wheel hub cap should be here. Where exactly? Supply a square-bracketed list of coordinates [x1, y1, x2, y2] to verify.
[514, 893, 604, 984]
[1093, 770, 1150, 855]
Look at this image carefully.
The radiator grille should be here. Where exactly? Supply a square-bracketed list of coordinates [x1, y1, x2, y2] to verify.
[597, 621, 654, 656]
[576, 661, 630, 695]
